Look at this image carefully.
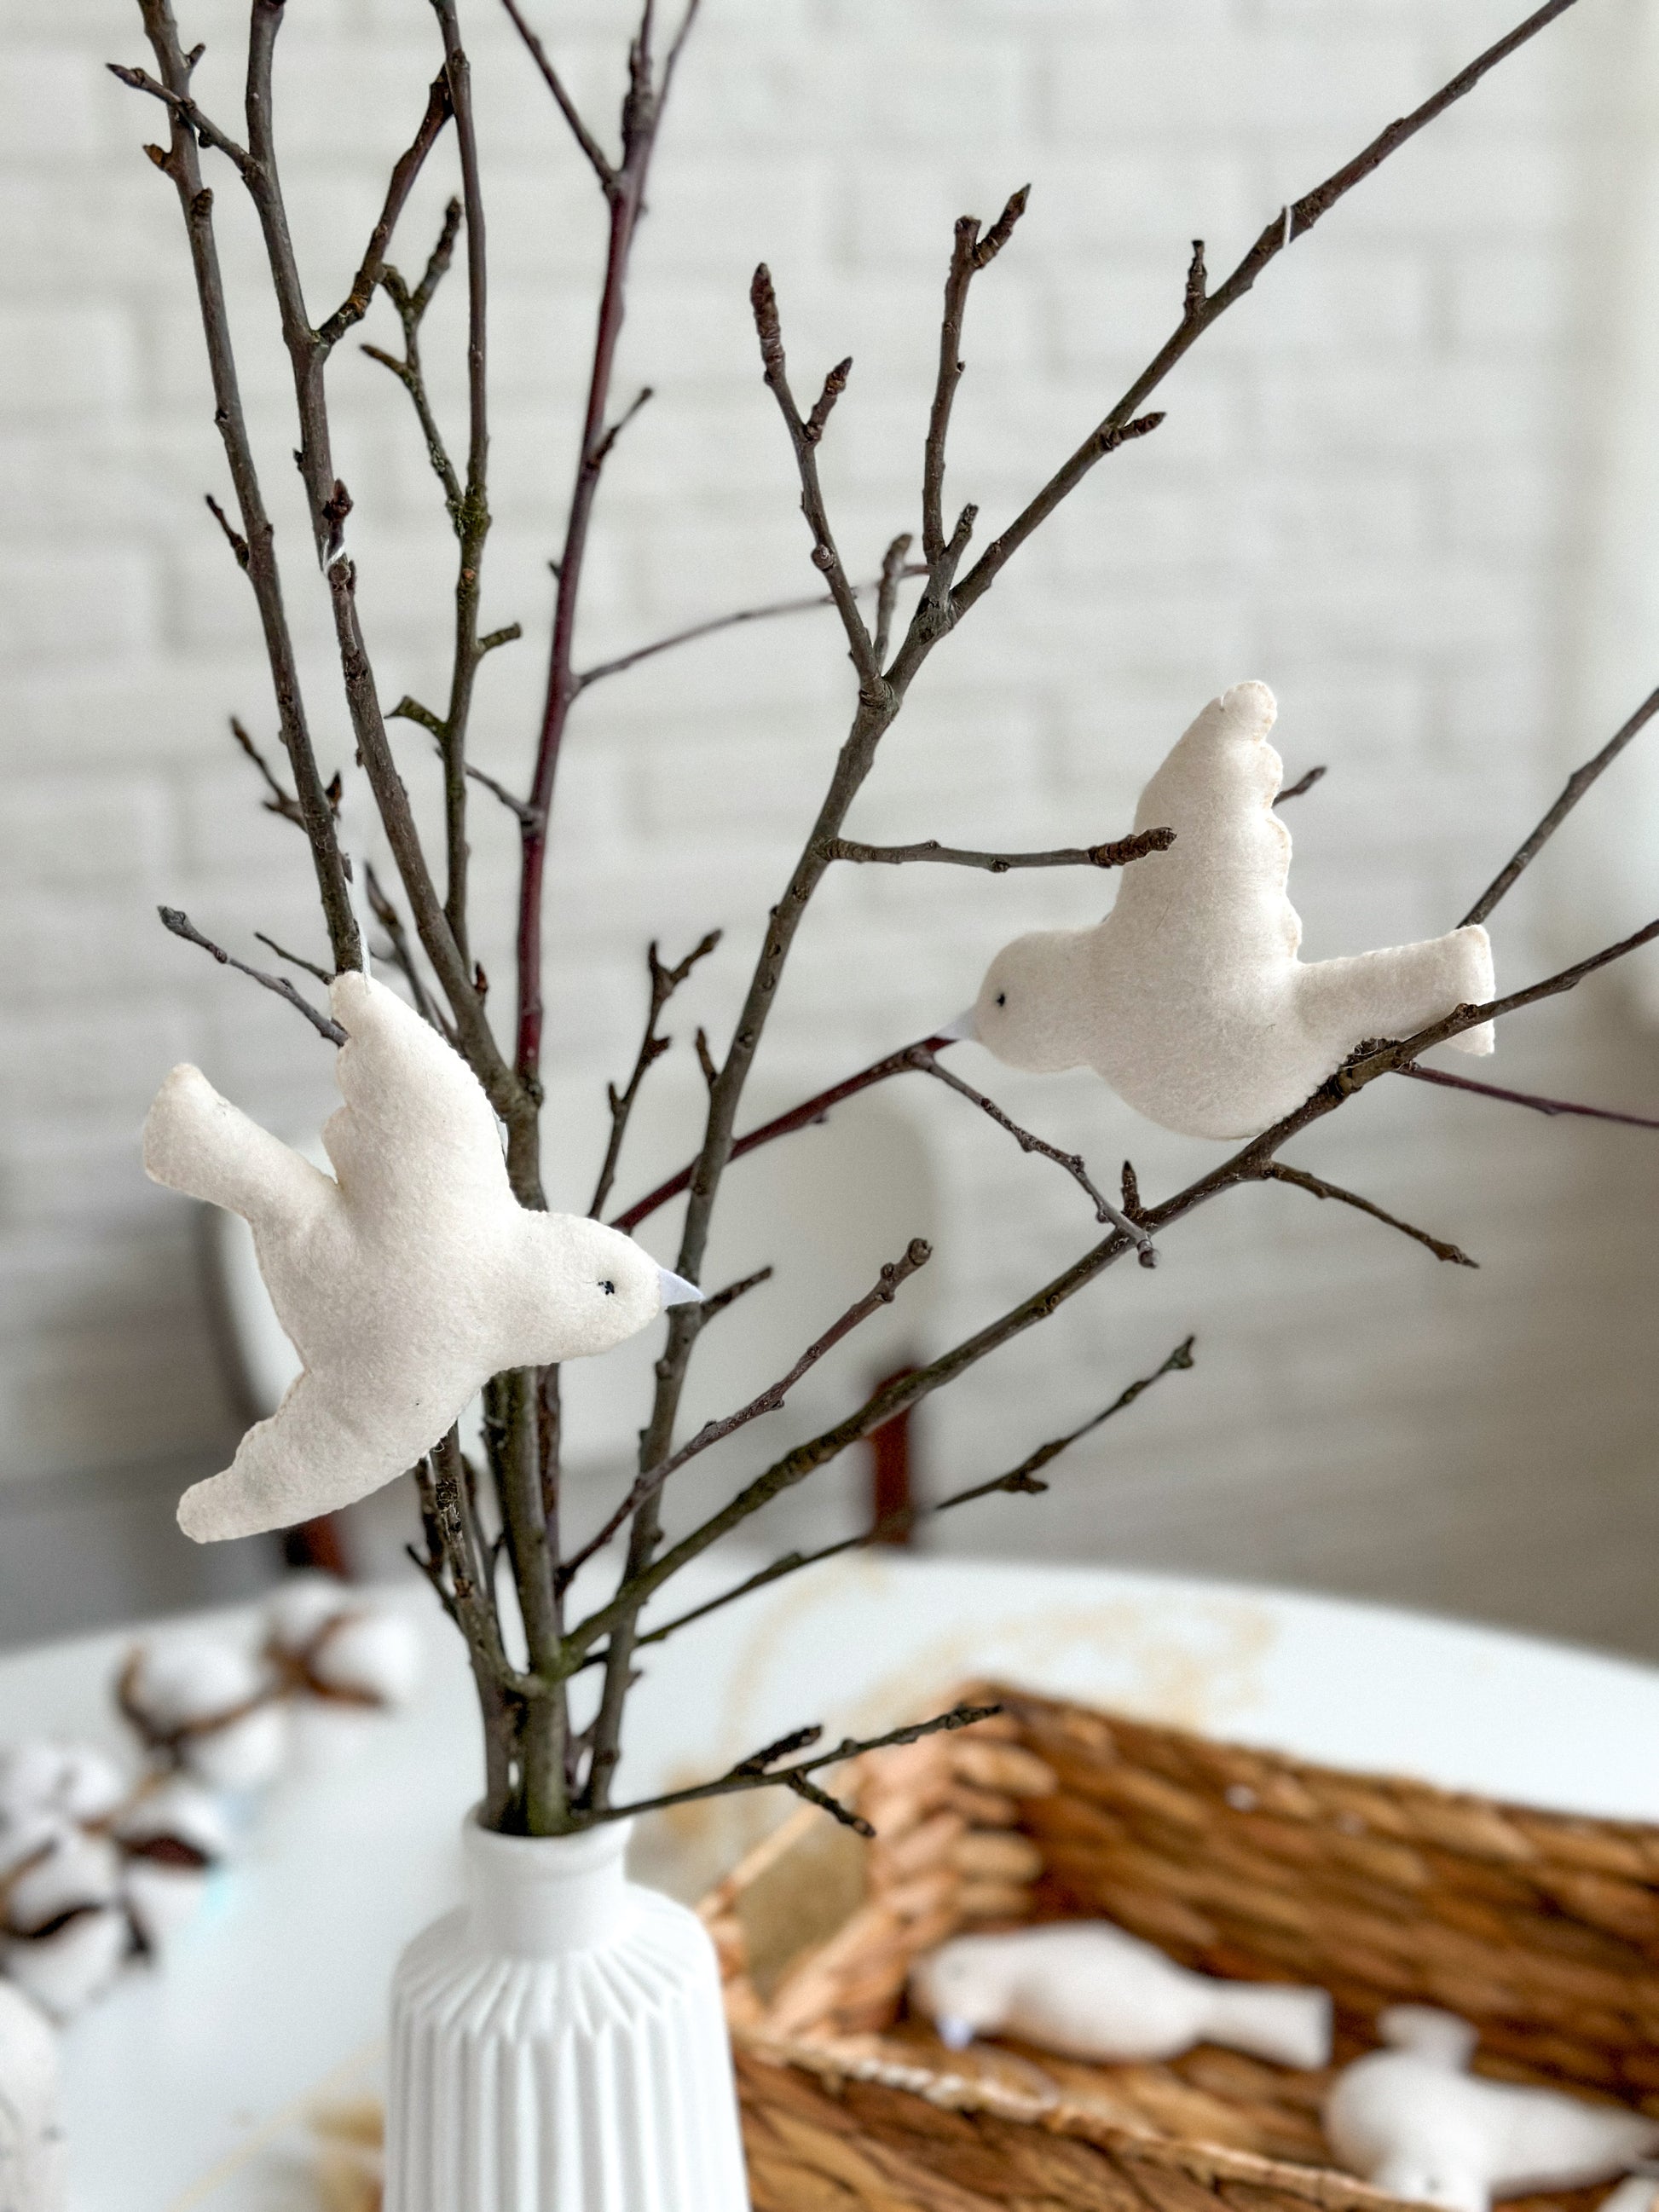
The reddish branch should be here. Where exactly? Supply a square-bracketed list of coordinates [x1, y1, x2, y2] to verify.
[1399, 1063, 1659, 1133]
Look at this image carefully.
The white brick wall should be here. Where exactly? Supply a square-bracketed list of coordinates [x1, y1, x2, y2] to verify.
[5, 0, 1659, 1649]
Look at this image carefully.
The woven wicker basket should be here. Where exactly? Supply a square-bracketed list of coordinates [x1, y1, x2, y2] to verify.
[703, 1682, 1659, 2212]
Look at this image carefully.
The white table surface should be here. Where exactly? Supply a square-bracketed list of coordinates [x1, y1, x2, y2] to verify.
[9, 1552, 1659, 2211]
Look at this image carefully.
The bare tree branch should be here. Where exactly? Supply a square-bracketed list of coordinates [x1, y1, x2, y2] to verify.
[364, 863, 447, 1036]
[575, 563, 928, 691]
[1261, 1161, 1476, 1268]
[116, 4, 359, 970]
[1462, 680, 1659, 927]
[923, 0, 1586, 656]
[701, 1265, 774, 1323]
[598, 1701, 999, 1829]
[253, 931, 331, 985]
[873, 532, 914, 668]
[632, 1337, 1196, 1653]
[824, 826, 1173, 873]
[1398, 1062, 1659, 1133]
[922, 188, 1028, 609]
[589, 932, 722, 1219]
[1276, 765, 1327, 805]
[906, 1046, 1154, 1258]
[158, 906, 344, 1042]
[317, 71, 452, 349]
[559, 1241, 930, 1591]
[610, 1034, 956, 1234]
[749, 265, 882, 694]
[499, 0, 617, 193]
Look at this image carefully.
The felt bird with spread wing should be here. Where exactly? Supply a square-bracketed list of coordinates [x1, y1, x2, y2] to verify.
[144, 970, 698, 1543]
[955, 681, 1495, 1141]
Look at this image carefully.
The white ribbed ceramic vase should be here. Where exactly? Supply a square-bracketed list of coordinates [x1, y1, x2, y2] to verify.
[385, 1815, 748, 2212]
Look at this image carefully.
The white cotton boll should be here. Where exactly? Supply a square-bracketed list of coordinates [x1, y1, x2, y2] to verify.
[124, 1637, 289, 1792]
[1324, 2006, 1659, 2212]
[265, 1574, 352, 1657]
[121, 1862, 210, 1957]
[0, 1743, 123, 1828]
[0, 1976, 67, 2212]
[178, 1706, 288, 1793]
[145, 972, 686, 1543]
[910, 1920, 1332, 2069]
[116, 1780, 232, 1865]
[126, 1635, 265, 1732]
[0, 1811, 67, 1887]
[5, 1835, 120, 1938]
[3, 1908, 129, 2022]
[309, 1611, 424, 1708]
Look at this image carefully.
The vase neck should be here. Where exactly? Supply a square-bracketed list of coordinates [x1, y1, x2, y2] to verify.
[463, 1814, 636, 1958]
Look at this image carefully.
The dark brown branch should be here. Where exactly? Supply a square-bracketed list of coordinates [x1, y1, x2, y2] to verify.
[158, 907, 344, 1042]
[1262, 1161, 1476, 1268]
[559, 1240, 930, 1589]
[1276, 765, 1327, 804]
[701, 1265, 774, 1322]
[873, 533, 913, 668]
[1398, 1062, 1659, 1133]
[465, 762, 541, 829]
[499, 0, 617, 192]
[253, 931, 331, 985]
[118, 4, 359, 971]
[749, 265, 882, 694]
[598, 1701, 998, 1829]
[633, 1338, 1195, 1653]
[933, 0, 1585, 650]
[907, 1047, 1154, 1259]
[610, 1034, 955, 1234]
[824, 826, 1173, 873]
[589, 931, 722, 1220]
[579, 907, 1659, 1660]
[922, 188, 1027, 608]
[363, 863, 446, 1035]
[205, 492, 248, 569]
[317, 72, 451, 349]
[431, 0, 494, 975]
[575, 563, 928, 690]
[1461, 680, 1659, 927]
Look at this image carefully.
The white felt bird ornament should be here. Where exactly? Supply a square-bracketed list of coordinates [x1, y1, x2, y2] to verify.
[955, 681, 1496, 1141]
[910, 1920, 1332, 2069]
[1324, 2007, 1659, 2212]
[144, 969, 699, 1543]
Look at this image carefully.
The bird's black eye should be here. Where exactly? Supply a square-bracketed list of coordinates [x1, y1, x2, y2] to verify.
[599, 1279, 616, 1296]
[995, 991, 1007, 1007]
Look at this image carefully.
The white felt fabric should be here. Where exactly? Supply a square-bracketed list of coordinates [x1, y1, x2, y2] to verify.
[967, 682, 1496, 1140]
[145, 970, 688, 1543]
[1324, 2007, 1659, 2212]
[909, 1920, 1332, 2068]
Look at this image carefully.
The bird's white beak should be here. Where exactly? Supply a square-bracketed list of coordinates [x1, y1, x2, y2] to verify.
[937, 1006, 979, 1042]
[657, 1267, 703, 1308]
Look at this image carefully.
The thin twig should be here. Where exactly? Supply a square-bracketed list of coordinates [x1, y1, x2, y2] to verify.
[610, 1034, 956, 1234]
[558, 1240, 930, 1588]
[253, 932, 331, 985]
[364, 863, 447, 1034]
[907, 1047, 1154, 1259]
[1397, 1062, 1659, 1133]
[317, 72, 452, 349]
[873, 533, 914, 668]
[824, 827, 1173, 874]
[1276, 765, 1327, 805]
[749, 265, 882, 695]
[929, 0, 1586, 651]
[633, 1338, 1195, 1652]
[589, 931, 722, 1219]
[158, 907, 344, 1043]
[499, 0, 617, 191]
[1461, 680, 1659, 926]
[922, 188, 1028, 610]
[1262, 1161, 1476, 1268]
[701, 1265, 774, 1322]
[598, 1701, 998, 1830]
[575, 564, 928, 691]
